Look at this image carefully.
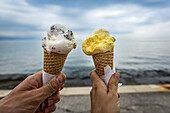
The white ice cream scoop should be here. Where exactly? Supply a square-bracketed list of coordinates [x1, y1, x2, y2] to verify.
[42, 24, 77, 54]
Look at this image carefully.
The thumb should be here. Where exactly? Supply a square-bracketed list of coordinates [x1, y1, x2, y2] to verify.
[40, 73, 66, 98]
[108, 73, 120, 94]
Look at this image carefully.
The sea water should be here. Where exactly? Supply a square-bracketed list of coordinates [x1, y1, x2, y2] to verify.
[0, 38, 170, 85]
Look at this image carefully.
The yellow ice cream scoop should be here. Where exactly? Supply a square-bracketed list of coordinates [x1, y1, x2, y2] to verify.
[82, 28, 116, 56]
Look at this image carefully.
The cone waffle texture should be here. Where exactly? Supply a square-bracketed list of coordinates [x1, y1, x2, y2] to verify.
[92, 51, 113, 76]
[44, 49, 67, 75]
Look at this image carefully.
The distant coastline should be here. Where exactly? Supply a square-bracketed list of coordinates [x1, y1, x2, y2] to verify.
[0, 36, 41, 40]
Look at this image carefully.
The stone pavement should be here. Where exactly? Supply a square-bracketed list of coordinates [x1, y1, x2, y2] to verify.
[54, 84, 170, 113]
[54, 92, 170, 113]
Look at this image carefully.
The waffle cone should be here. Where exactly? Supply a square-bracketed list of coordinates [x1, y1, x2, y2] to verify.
[92, 51, 113, 76]
[43, 49, 67, 75]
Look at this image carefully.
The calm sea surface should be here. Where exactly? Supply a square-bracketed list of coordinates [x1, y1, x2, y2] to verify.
[0, 38, 170, 85]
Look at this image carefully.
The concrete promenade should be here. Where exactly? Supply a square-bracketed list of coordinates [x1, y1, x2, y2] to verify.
[0, 85, 170, 113]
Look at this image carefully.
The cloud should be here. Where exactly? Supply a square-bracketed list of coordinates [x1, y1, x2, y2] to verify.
[83, 4, 170, 39]
[0, 0, 170, 39]
[124, 21, 170, 39]
[0, 0, 83, 37]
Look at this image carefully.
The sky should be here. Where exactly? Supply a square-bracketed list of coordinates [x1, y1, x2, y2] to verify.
[0, 0, 170, 40]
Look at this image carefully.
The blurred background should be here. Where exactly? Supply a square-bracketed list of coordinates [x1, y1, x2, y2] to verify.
[0, 0, 170, 89]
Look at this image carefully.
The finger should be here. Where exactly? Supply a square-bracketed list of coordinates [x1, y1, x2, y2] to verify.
[40, 73, 66, 99]
[46, 92, 60, 106]
[44, 105, 56, 113]
[108, 73, 120, 94]
[28, 71, 43, 83]
[90, 69, 101, 84]
[31, 71, 43, 87]
[90, 69, 107, 92]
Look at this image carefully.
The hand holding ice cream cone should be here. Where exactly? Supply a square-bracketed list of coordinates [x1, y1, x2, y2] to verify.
[41, 24, 77, 110]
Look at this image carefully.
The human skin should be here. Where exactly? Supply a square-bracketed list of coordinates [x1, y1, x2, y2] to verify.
[90, 70, 120, 113]
[0, 71, 66, 113]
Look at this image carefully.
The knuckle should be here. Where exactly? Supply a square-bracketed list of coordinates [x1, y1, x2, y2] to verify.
[26, 90, 35, 97]
[89, 70, 94, 75]
[46, 81, 58, 94]
[90, 70, 95, 77]
[30, 90, 38, 96]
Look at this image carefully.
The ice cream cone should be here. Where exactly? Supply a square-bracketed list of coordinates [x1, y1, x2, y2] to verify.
[43, 49, 68, 75]
[92, 51, 113, 76]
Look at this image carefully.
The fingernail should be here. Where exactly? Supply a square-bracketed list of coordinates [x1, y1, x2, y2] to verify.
[117, 93, 120, 98]
[114, 73, 119, 79]
[48, 99, 53, 106]
[58, 74, 64, 83]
